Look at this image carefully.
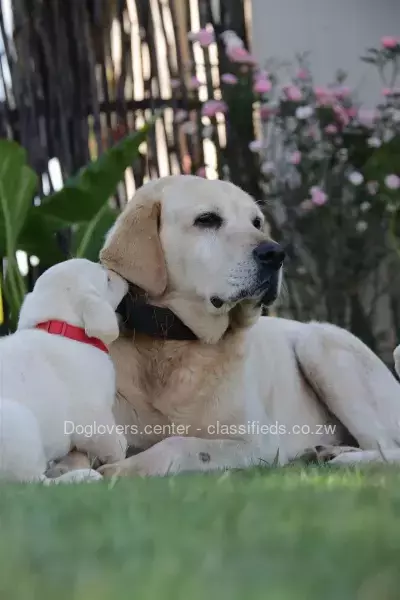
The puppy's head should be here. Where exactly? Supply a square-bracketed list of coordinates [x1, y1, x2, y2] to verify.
[18, 259, 128, 345]
[100, 176, 284, 341]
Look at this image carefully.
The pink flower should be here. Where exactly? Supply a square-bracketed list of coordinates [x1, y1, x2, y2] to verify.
[253, 78, 272, 94]
[333, 104, 350, 126]
[383, 87, 400, 97]
[325, 124, 338, 135]
[221, 73, 238, 85]
[310, 186, 328, 206]
[284, 85, 302, 102]
[334, 86, 351, 99]
[345, 107, 358, 119]
[188, 28, 215, 47]
[381, 36, 399, 49]
[188, 76, 200, 90]
[314, 86, 332, 99]
[314, 87, 337, 107]
[289, 151, 301, 165]
[201, 100, 228, 117]
[296, 68, 309, 80]
[226, 46, 258, 65]
[196, 166, 207, 178]
[385, 174, 400, 190]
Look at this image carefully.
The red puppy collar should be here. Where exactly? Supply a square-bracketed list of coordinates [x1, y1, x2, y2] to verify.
[35, 320, 109, 354]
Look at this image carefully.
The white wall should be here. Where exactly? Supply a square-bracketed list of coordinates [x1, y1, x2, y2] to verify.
[251, 0, 400, 106]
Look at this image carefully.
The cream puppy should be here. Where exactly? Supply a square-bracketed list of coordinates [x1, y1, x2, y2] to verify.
[0, 258, 128, 483]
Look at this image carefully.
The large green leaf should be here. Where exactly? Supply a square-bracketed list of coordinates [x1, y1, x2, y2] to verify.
[18, 211, 66, 265]
[36, 119, 156, 224]
[0, 139, 38, 252]
[0, 139, 38, 322]
[72, 205, 118, 262]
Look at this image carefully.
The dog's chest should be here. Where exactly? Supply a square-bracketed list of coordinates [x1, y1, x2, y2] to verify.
[144, 341, 245, 415]
[112, 335, 247, 446]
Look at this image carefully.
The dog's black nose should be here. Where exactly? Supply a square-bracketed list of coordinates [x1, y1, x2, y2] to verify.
[253, 242, 285, 270]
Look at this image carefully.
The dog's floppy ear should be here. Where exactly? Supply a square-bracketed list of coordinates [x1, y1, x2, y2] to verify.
[82, 293, 120, 345]
[99, 186, 167, 297]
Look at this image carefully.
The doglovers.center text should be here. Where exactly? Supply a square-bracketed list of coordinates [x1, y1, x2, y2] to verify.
[64, 420, 337, 438]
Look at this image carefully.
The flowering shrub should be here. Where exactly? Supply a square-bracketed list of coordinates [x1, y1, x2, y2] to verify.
[186, 29, 400, 359]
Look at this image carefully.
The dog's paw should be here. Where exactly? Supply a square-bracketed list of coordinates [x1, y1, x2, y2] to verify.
[45, 462, 71, 478]
[44, 469, 103, 485]
[297, 444, 360, 464]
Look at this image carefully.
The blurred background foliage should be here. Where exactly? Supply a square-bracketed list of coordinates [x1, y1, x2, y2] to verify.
[0, 0, 399, 364]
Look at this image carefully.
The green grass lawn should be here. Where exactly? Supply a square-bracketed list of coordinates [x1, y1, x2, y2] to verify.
[1, 466, 400, 600]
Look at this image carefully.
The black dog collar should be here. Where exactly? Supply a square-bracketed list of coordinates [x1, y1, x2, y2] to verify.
[116, 292, 198, 341]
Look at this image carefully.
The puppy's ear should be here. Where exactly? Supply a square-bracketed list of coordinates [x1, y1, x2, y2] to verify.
[100, 188, 167, 297]
[82, 294, 120, 345]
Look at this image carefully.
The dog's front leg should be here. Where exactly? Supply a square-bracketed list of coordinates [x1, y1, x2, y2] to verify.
[98, 435, 286, 478]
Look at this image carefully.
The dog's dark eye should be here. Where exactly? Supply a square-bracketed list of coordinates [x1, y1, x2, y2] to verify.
[253, 217, 262, 230]
[194, 212, 223, 229]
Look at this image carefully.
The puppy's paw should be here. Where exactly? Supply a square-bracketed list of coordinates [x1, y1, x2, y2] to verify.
[44, 469, 103, 485]
[45, 451, 93, 479]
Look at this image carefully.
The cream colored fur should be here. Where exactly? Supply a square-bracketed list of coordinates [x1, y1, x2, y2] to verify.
[72, 176, 400, 476]
[0, 258, 128, 483]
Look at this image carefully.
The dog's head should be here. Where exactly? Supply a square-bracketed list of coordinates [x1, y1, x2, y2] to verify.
[18, 259, 128, 345]
[100, 176, 284, 342]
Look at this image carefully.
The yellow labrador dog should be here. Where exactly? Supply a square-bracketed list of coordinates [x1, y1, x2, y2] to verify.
[81, 175, 400, 477]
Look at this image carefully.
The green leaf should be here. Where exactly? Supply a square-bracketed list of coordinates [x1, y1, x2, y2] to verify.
[18, 211, 66, 265]
[0, 139, 38, 248]
[0, 139, 38, 319]
[360, 57, 377, 64]
[36, 118, 156, 224]
[72, 205, 118, 261]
